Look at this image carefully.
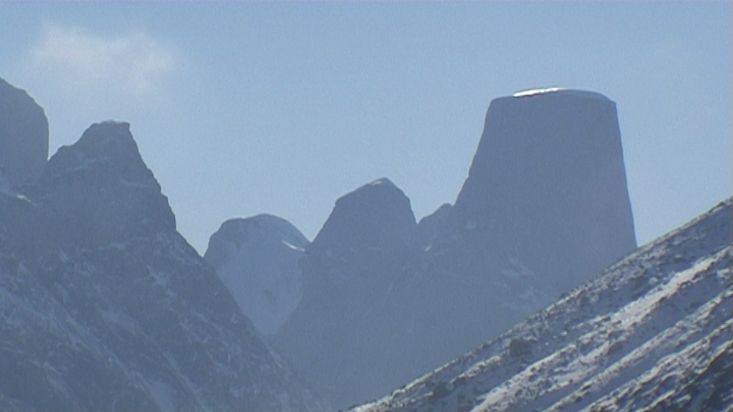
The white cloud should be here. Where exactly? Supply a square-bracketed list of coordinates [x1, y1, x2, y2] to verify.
[28, 25, 177, 96]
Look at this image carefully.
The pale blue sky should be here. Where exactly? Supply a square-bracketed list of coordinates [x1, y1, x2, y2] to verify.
[1, 2, 730, 253]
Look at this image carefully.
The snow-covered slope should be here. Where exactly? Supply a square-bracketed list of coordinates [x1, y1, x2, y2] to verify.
[205, 214, 308, 335]
[0, 121, 322, 411]
[355, 198, 732, 412]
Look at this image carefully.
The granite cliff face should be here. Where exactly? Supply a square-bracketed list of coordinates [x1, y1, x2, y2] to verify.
[0, 78, 48, 188]
[204, 214, 309, 335]
[0, 121, 321, 411]
[274, 178, 421, 406]
[274, 89, 638, 408]
[446, 89, 637, 294]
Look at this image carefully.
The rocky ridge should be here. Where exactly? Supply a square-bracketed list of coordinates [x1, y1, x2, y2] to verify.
[0, 115, 322, 411]
[272, 89, 638, 408]
[0, 77, 49, 188]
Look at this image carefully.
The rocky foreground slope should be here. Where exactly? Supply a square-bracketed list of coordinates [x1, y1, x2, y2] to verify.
[354, 198, 732, 412]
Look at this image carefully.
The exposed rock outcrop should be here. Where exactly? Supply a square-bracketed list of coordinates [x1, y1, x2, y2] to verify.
[275, 178, 421, 407]
[0, 77, 48, 188]
[309, 178, 417, 261]
[31, 121, 175, 248]
[446, 88, 637, 294]
[416, 203, 452, 249]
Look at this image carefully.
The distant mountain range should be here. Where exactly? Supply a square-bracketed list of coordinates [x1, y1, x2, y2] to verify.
[1, 77, 729, 411]
[265, 89, 637, 407]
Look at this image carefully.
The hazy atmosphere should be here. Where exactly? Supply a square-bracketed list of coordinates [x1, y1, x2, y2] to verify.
[1, 2, 730, 252]
[1, 2, 731, 411]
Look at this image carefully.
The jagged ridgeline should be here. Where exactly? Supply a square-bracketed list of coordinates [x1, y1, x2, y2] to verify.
[4, 75, 725, 412]
[0, 78, 322, 411]
[210, 88, 638, 408]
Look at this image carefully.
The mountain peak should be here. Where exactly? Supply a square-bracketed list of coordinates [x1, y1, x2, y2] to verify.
[0, 77, 49, 187]
[205, 214, 309, 335]
[365, 177, 396, 187]
[33, 121, 175, 246]
[450, 88, 636, 292]
[207, 214, 309, 263]
[340, 177, 400, 200]
[37, 121, 147, 184]
[71, 121, 141, 163]
[311, 177, 417, 256]
[219, 214, 308, 239]
[85, 119, 131, 131]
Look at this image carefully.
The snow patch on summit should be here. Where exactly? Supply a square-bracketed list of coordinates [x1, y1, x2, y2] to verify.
[511, 87, 611, 101]
[512, 87, 565, 97]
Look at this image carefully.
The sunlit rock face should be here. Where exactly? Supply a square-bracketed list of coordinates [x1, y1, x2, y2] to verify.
[205, 214, 308, 335]
[446, 89, 637, 295]
[0, 77, 49, 188]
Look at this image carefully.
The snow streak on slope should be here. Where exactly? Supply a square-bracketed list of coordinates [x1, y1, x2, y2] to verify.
[354, 198, 732, 412]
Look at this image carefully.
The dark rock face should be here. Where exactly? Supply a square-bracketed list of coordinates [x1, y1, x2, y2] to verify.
[275, 90, 638, 409]
[309, 178, 417, 260]
[0, 122, 321, 411]
[412, 89, 637, 386]
[275, 178, 420, 407]
[31, 121, 176, 248]
[416, 203, 452, 249]
[448, 89, 637, 294]
[0, 77, 48, 188]
[204, 214, 309, 335]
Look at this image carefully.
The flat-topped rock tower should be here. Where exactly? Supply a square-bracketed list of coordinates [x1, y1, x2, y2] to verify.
[449, 87, 637, 293]
[263, 88, 638, 408]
